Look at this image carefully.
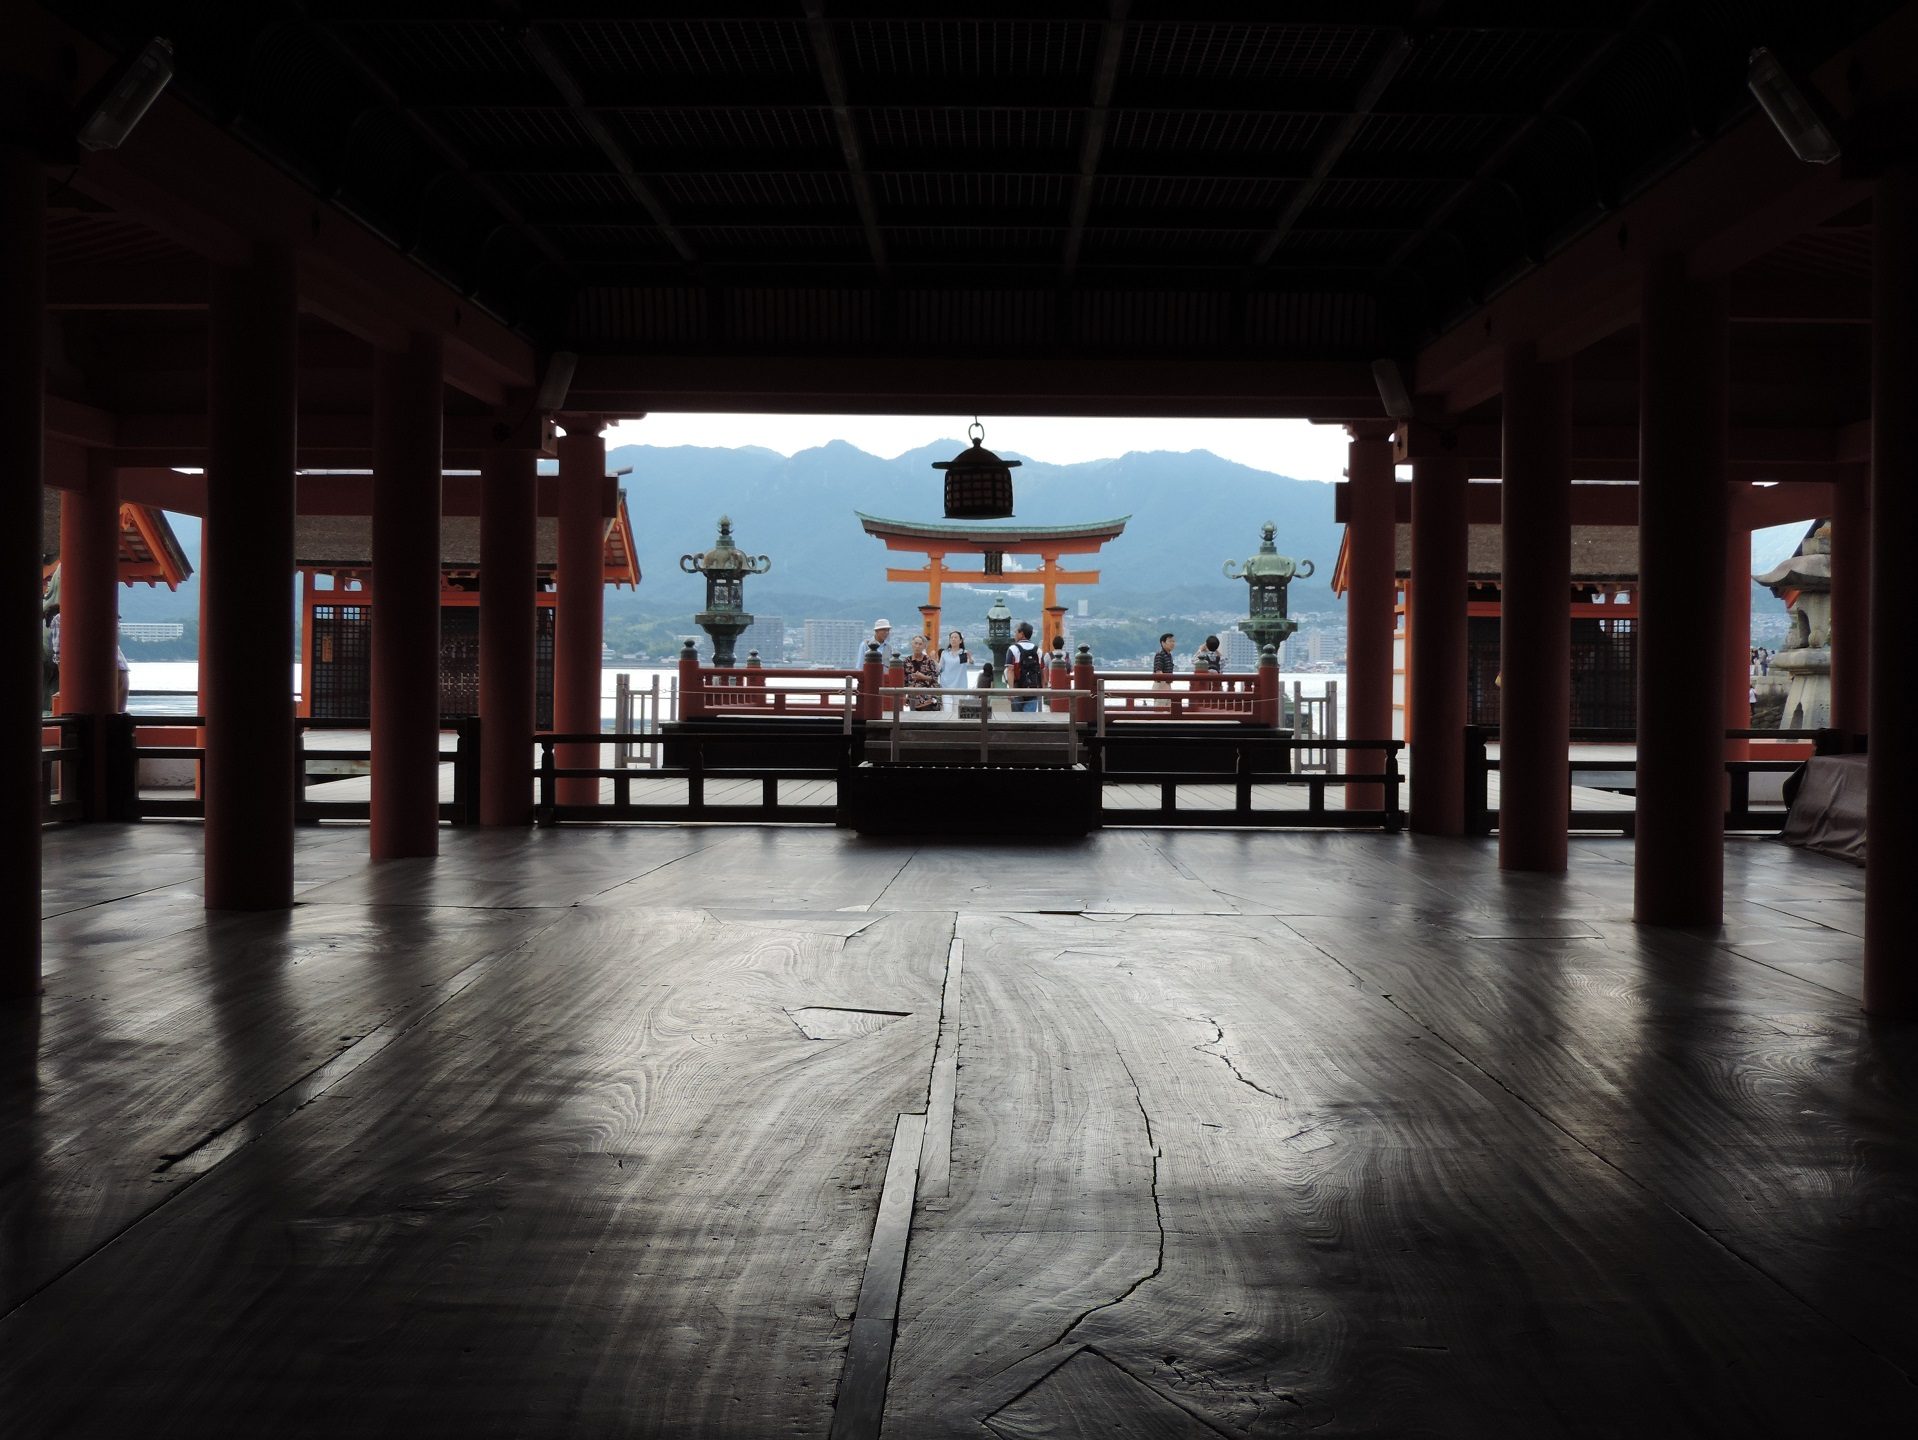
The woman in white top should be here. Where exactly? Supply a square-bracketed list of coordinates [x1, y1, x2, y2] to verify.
[939, 629, 971, 713]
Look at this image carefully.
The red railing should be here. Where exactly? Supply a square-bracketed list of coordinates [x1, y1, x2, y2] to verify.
[674, 650, 1286, 727]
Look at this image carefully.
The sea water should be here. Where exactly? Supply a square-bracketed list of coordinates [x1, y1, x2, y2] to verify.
[125, 661, 1350, 734]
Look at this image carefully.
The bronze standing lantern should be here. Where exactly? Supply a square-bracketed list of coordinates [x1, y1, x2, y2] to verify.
[1225, 522, 1315, 664]
[934, 418, 1020, 519]
[680, 516, 771, 668]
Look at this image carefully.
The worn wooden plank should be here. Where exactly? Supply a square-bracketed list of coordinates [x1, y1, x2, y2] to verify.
[584, 829, 918, 912]
[874, 833, 1236, 915]
[3, 904, 952, 1436]
[885, 908, 1912, 1437]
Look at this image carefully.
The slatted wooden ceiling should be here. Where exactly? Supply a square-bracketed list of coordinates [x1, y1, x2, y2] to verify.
[51, 2, 1899, 362]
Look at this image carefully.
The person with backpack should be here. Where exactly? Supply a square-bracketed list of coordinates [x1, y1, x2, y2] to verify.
[1006, 621, 1042, 712]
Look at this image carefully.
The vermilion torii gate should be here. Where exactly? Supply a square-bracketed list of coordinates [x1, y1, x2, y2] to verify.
[856, 512, 1130, 649]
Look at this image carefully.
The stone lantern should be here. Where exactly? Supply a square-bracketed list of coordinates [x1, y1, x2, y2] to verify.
[679, 515, 771, 667]
[984, 594, 1013, 687]
[1224, 522, 1315, 663]
[933, 418, 1020, 519]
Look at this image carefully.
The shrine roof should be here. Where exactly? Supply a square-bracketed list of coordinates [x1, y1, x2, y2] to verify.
[856, 513, 1131, 547]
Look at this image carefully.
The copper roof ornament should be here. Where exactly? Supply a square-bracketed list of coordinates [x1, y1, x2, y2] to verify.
[933, 418, 1020, 520]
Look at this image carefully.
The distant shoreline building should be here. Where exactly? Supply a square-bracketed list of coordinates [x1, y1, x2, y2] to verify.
[803, 618, 863, 668]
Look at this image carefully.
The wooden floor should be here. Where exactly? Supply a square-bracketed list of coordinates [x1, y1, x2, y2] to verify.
[7, 823, 1912, 1436]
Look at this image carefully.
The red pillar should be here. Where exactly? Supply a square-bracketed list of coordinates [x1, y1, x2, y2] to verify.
[860, 644, 883, 721]
[1408, 440, 1468, 835]
[1723, 488, 1753, 762]
[1865, 165, 1918, 1018]
[1498, 345, 1573, 871]
[1344, 423, 1396, 810]
[369, 334, 444, 859]
[1, 142, 45, 997]
[204, 244, 298, 910]
[58, 457, 121, 717]
[59, 455, 122, 815]
[555, 418, 606, 807]
[1635, 256, 1728, 927]
[478, 441, 536, 826]
[1829, 467, 1869, 736]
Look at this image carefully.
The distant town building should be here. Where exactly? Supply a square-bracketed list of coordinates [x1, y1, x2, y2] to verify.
[745, 614, 786, 661]
[120, 621, 185, 644]
[1220, 631, 1259, 670]
[803, 618, 864, 668]
[1077, 599, 1089, 618]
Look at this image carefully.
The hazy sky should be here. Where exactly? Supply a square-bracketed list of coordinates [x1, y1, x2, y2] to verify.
[608, 413, 1356, 482]
[601, 412, 1809, 566]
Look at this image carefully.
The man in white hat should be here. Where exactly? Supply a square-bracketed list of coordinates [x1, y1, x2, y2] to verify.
[871, 617, 893, 655]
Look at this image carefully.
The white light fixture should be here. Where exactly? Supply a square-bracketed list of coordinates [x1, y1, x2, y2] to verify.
[74, 37, 175, 152]
[1748, 48, 1842, 165]
[1371, 358, 1414, 419]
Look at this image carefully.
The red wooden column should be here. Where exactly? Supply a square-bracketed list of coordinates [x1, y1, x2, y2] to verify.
[1, 141, 46, 996]
[478, 439, 537, 826]
[1635, 256, 1728, 927]
[369, 334, 444, 859]
[1498, 345, 1573, 871]
[59, 453, 123, 815]
[1406, 429, 1468, 836]
[58, 458, 122, 716]
[1865, 164, 1918, 1018]
[1344, 422, 1396, 811]
[555, 416, 607, 807]
[1723, 486, 1753, 762]
[1828, 467, 1868, 736]
[204, 244, 298, 910]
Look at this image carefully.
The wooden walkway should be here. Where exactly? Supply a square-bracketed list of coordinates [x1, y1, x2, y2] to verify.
[10, 825, 1910, 1436]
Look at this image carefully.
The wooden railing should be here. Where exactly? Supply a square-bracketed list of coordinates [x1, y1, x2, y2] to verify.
[1463, 725, 1852, 836]
[40, 716, 90, 823]
[535, 729, 847, 824]
[1096, 734, 1404, 830]
[100, 714, 480, 824]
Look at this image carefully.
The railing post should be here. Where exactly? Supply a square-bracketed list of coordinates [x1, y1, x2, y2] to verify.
[1235, 742, 1252, 817]
[1385, 746, 1405, 832]
[678, 638, 703, 720]
[861, 643, 883, 722]
[291, 723, 309, 824]
[688, 740, 705, 814]
[104, 712, 137, 822]
[1462, 724, 1485, 835]
[614, 673, 631, 769]
[1255, 644, 1280, 728]
[1048, 648, 1070, 713]
[1072, 645, 1095, 727]
[537, 738, 556, 823]
[455, 716, 481, 825]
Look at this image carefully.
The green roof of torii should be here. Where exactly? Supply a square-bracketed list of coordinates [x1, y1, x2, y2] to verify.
[856, 512, 1131, 546]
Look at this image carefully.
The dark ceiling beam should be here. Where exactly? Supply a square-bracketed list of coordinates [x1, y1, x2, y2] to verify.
[1062, 0, 1129, 277]
[47, 262, 208, 310]
[473, 157, 1479, 183]
[517, 25, 698, 264]
[1252, 26, 1416, 266]
[292, 4, 569, 271]
[565, 354, 1383, 419]
[803, 1, 887, 271]
[1381, 2, 1656, 276]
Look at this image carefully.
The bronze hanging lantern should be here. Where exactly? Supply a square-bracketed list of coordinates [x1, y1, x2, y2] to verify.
[933, 417, 1020, 519]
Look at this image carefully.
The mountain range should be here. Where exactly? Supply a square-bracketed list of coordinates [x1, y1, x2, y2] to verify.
[607, 439, 1341, 627]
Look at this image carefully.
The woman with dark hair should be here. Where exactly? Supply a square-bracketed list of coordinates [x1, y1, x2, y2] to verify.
[939, 628, 970, 713]
[903, 633, 941, 711]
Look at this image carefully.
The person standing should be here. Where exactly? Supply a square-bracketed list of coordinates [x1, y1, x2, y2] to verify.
[1006, 621, 1041, 712]
[1195, 634, 1223, 672]
[1152, 631, 1176, 705]
[939, 629, 970, 714]
[902, 634, 941, 711]
[871, 617, 893, 657]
